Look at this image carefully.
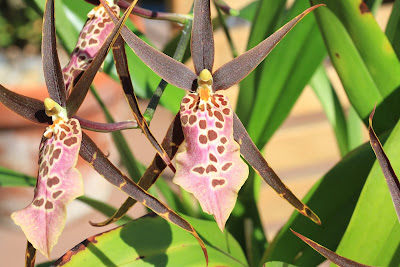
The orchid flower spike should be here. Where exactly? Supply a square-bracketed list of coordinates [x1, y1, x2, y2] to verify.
[106, 0, 324, 231]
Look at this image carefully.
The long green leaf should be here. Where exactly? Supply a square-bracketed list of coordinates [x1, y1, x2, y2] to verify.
[333, 119, 400, 266]
[243, 0, 326, 147]
[236, 0, 286, 125]
[386, 0, 400, 58]
[310, 64, 349, 156]
[311, 0, 400, 135]
[51, 214, 247, 266]
[263, 134, 387, 266]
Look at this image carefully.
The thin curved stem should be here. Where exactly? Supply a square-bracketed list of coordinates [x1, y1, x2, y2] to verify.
[76, 116, 138, 132]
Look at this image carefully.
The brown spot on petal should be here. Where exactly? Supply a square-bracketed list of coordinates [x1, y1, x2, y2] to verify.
[43, 166, 49, 176]
[49, 144, 54, 155]
[214, 111, 224, 122]
[216, 122, 223, 129]
[182, 97, 190, 103]
[89, 38, 98, 45]
[222, 108, 230, 115]
[45, 201, 54, 210]
[47, 176, 60, 188]
[50, 148, 62, 165]
[220, 137, 227, 144]
[33, 198, 44, 207]
[199, 120, 207, 129]
[206, 103, 212, 110]
[208, 109, 213, 117]
[88, 25, 95, 33]
[98, 22, 105, 28]
[60, 124, 70, 132]
[207, 130, 217, 141]
[59, 131, 67, 140]
[206, 164, 217, 173]
[64, 137, 78, 147]
[44, 144, 50, 155]
[222, 163, 233, 171]
[81, 41, 87, 48]
[217, 146, 225, 154]
[200, 104, 205, 112]
[212, 179, 225, 187]
[189, 115, 197, 125]
[209, 153, 217, 162]
[359, 2, 370, 14]
[193, 167, 205, 175]
[52, 190, 63, 199]
[199, 135, 207, 144]
[181, 115, 188, 125]
[94, 29, 100, 34]
[211, 98, 220, 108]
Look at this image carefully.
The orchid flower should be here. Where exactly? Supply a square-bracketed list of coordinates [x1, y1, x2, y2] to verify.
[1, 0, 208, 263]
[101, 0, 323, 231]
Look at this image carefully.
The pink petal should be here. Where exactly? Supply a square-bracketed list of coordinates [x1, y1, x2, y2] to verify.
[62, 3, 120, 92]
[11, 118, 83, 258]
[174, 93, 248, 231]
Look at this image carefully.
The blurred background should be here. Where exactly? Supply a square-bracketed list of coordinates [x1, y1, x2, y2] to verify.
[0, 0, 395, 265]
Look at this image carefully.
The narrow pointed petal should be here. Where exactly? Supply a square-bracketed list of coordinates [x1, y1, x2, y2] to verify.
[90, 113, 184, 226]
[42, 0, 67, 107]
[112, 36, 175, 172]
[291, 229, 373, 267]
[67, 1, 136, 118]
[233, 113, 321, 225]
[62, 2, 120, 93]
[213, 4, 325, 91]
[0, 84, 51, 125]
[174, 93, 248, 231]
[101, 0, 197, 90]
[12, 119, 84, 258]
[191, 0, 215, 74]
[26, 241, 36, 267]
[79, 133, 208, 263]
[369, 108, 400, 222]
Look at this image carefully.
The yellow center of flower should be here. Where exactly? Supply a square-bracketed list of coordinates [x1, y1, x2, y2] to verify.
[197, 69, 213, 101]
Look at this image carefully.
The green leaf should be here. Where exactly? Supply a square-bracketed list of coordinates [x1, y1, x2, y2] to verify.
[264, 262, 297, 267]
[0, 167, 36, 187]
[333, 119, 400, 266]
[241, 0, 326, 147]
[236, 0, 286, 126]
[310, 64, 349, 156]
[52, 214, 248, 266]
[263, 134, 387, 266]
[386, 0, 400, 58]
[237, 1, 259, 22]
[311, 0, 400, 135]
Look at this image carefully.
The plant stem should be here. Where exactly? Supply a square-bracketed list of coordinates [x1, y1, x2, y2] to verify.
[143, 5, 194, 122]
[117, 0, 191, 24]
[77, 116, 138, 132]
[214, 2, 238, 58]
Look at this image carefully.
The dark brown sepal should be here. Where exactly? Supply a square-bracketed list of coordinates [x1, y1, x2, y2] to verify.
[79, 132, 208, 264]
[0, 84, 51, 125]
[213, 4, 325, 91]
[112, 35, 175, 172]
[291, 229, 374, 267]
[42, 0, 67, 107]
[369, 107, 400, 222]
[90, 113, 184, 226]
[233, 112, 321, 225]
[101, 0, 197, 91]
[191, 0, 215, 74]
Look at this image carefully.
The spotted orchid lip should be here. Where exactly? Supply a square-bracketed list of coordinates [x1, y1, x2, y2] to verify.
[174, 91, 249, 231]
[11, 118, 83, 258]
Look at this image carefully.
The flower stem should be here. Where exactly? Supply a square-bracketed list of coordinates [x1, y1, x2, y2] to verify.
[117, 0, 191, 24]
[77, 116, 138, 132]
